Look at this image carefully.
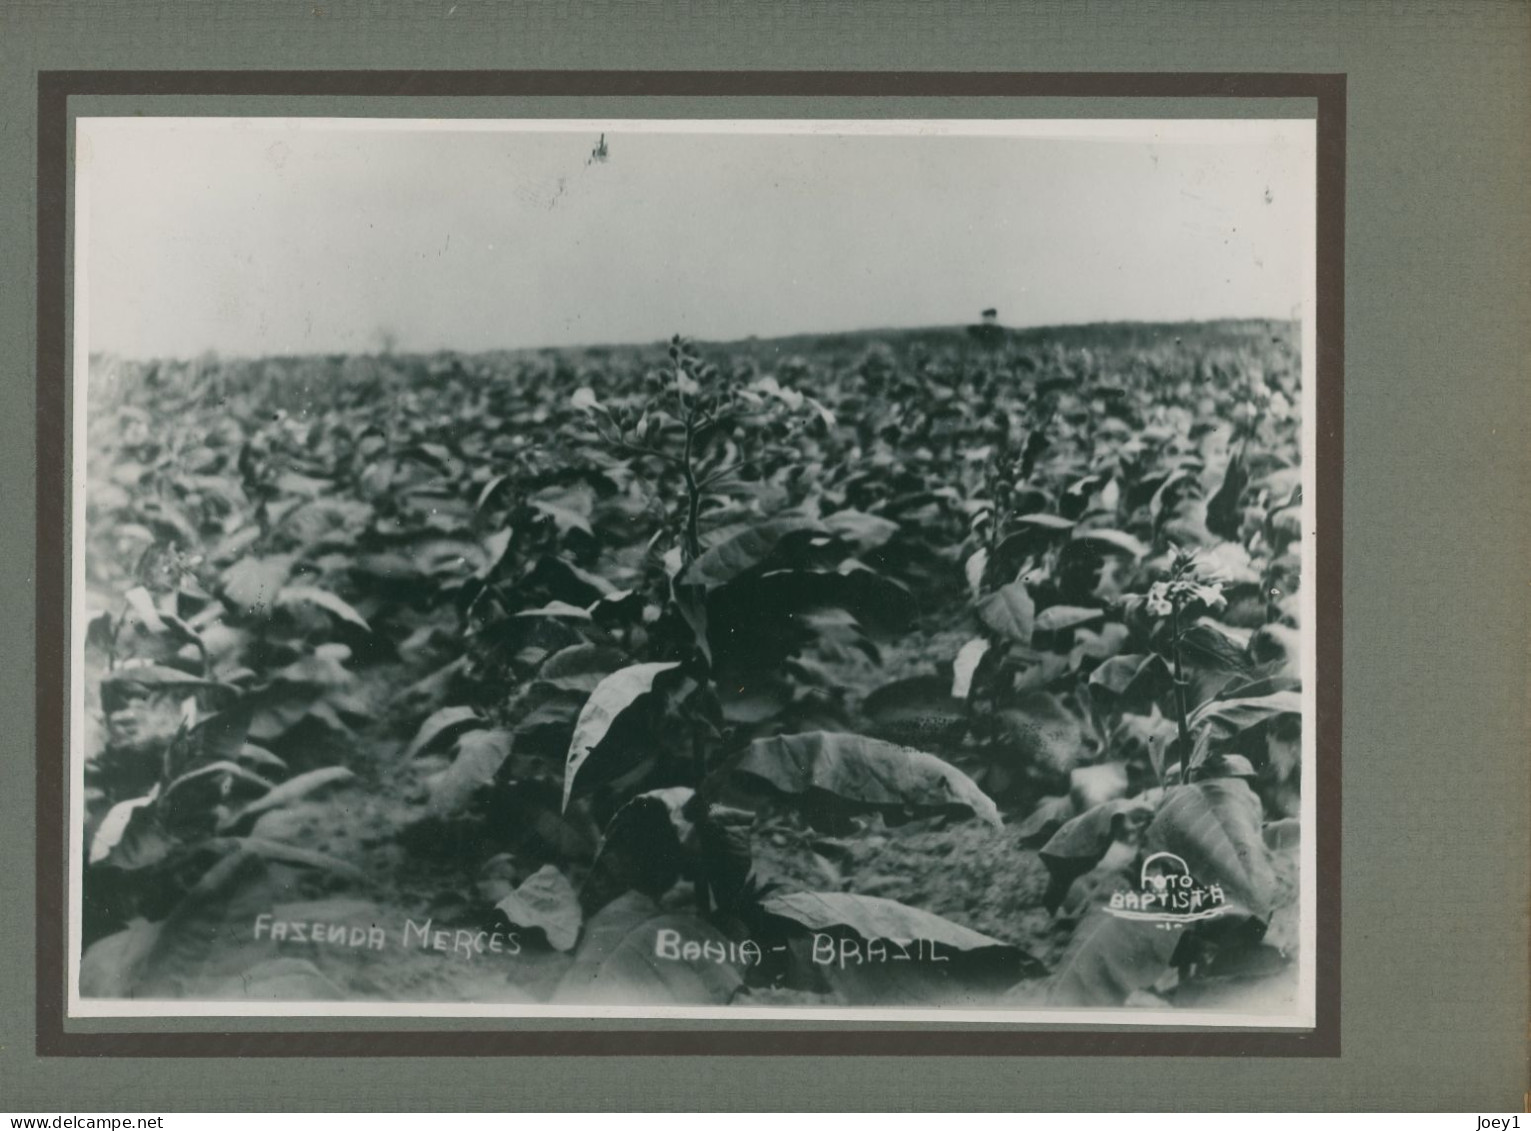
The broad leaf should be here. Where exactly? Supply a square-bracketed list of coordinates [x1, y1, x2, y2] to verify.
[1263, 817, 1301, 853]
[512, 693, 584, 749]
[1189, 690, 1303, 735]
[964, 548, 988, 599]
[1146, 779, 1277, 920]
[400, 705, 484, 763]
[562, 662, 679, 810]
[272, 648, 355, 690]
[162, 761, 272, 811]
[211, 957, 345, 1002]
[221, 554, 296, 616]
[1069, 622, 1129, 667]
[429, 728, 515, 817]
[862, 676, 969, 747]
[1015, 794, 1077, 847]
[171, 703, 256, 779]
[1011, 512, 1076, 531]
[1034, 605, 1105, 633]
[89, 788, 161, 865]
[1071, 528, 1148, 558]
[988, 692, 1091, 779]
[1090, 648, 1151, 694]
[552, 892, 742, 1005]
[1041, 795, 1156, 871]
[537, 644, 627, 694]
[1205, 448, 1250, 542]
[273, 471, 333, 497]
[1179, 622, 1252, 674]
[236, 837, 366, 882]
[681, 515, 824, 590]
[495, 864, 583, 952]
[1196, 752, 1258, 779]
[523, 554, 617, 604]
[760, 891, 1010, 953]
[742, 564, 915, 631]
[690, 803, 756, 911]
[102, 848, 283, 999]
[823, 509, 899, 552]
[1110, 710, 1178, 781]
[123, 586, 171, 634]
[99, 666, 235, 714]
[950, 637, 991, 700]
[1197, 538, 1262, 586]
[1047, 906, 1183, 1006]
[1089, 653, 1171, 699]
[276, 585, 371, 631]
[1264, 819, 1301, 954]
[514, 600, 592, 621]
[235, 743, 287, 774]
[585, 787, 696, 909]
[1039, 793, 1157, 912]
[976, 580, 1034, 642]
[218, 766, 354, 833]
[732, 730, 1000, 827]
[1212, 672, 1301, 703]
[79, 918, 162, 998]
[1069, 761, 1129, 810]
[281, 497, 375, 548]
[530, 499, 593, 537]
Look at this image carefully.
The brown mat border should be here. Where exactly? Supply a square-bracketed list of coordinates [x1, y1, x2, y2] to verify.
[35, 69, 1344, 1058]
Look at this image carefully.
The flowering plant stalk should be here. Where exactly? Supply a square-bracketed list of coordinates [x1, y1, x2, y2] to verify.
[1145, 549, 1226, 784]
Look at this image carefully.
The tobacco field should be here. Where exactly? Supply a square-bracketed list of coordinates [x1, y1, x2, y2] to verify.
[78, 319, 1306, 1012]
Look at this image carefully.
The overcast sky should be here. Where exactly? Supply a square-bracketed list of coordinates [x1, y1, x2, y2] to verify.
[79, 119, 1313, 359]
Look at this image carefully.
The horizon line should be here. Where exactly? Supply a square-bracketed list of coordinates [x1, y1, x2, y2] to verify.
[86, 313, 1300, 366]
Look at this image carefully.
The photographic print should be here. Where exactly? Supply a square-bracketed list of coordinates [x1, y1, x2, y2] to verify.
[69, 117, 1317, 1025]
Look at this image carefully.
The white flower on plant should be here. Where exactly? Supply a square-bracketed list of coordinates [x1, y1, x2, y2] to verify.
[1185, 581, 1226, 612]
[1142, 553, 1226, 618]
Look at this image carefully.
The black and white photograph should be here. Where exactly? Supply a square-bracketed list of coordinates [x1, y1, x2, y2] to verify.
[69, 117, 1317, 1025]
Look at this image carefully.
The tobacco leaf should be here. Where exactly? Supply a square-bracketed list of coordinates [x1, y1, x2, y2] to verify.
[561, 662, 680, 810]
[730, 730, 1000, 828]
[552, 892, 742, 1005]
[495, 864, 583, 952]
